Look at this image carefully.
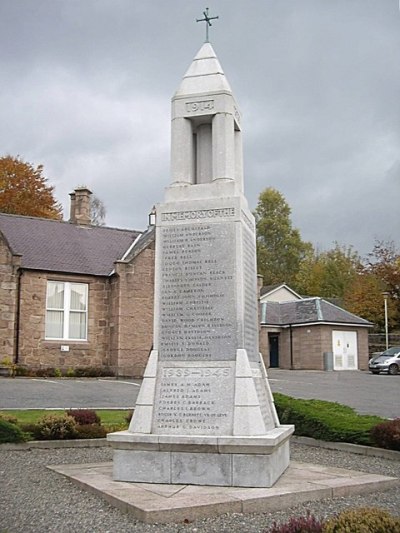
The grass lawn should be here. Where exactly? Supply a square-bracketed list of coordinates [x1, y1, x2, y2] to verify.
[1, 409, 131, 430]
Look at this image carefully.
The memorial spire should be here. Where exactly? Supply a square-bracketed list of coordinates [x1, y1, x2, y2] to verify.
[171, 42, 243, 190]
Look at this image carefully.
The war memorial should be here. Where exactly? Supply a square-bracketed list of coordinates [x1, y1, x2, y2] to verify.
[108, 37, 294, 487]
[52, 13, 398, 523]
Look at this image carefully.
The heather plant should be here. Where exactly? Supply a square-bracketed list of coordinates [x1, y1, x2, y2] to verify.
[35, 413, 77, 440]
[66, 409, 100, 426]
[266, 511, 324, 533]
[370, 418, 400, 451]
[323, 507, 400, 533]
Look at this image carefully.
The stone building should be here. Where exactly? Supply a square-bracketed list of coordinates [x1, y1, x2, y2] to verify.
[0, 191, 373, 376]
[0, 187, 155, 376]
[259, 284, 373, 371]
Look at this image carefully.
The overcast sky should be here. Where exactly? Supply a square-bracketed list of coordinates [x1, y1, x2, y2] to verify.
[0, 1, 399, 257]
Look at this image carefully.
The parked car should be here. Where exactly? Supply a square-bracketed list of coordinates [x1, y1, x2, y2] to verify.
[369, 346, 400, 375]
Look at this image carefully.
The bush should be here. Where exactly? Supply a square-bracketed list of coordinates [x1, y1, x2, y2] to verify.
[323, 507, 400, 533]
[266, 511, 324, 532]
[125, 410, 133, 424]
[74, 366, 114, 377]
[35, 413, 78, 440]
[0, 419, 27, 443]
[66, 409, 101, 426]
[0, 413, 19, 425]
[66, 367, 75, 377]
[75, 424, 107, 439]
[370, 418, 400, 451]
[20, 423, 41, 440]
[274, 393, 384, 446]
[35, 367, 56, 377]
[15, 365, 30, 376]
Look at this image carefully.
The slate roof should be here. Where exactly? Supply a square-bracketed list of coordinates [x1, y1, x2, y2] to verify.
[0, 213, 142, 276]
[260, 298, 372, 327]
[260, 284, 283, 297]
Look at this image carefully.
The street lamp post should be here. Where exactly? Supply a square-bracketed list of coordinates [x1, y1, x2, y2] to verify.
[382, 292, 389, 350]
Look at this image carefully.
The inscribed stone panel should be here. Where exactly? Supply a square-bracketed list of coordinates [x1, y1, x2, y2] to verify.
[157, 221, 236, 362]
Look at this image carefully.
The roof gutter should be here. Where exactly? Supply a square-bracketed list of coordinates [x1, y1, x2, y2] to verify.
[261, 321, 372, 329]
[109, 233, 143, 276]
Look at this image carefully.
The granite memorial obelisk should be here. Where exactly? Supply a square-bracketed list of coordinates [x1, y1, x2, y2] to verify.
[108, 35, 294, 487]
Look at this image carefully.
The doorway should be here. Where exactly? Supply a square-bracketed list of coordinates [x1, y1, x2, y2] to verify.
[269, 334, 280, 368]
[332, 330, 358, 370]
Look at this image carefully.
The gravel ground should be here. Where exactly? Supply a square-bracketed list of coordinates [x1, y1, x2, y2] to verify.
[1, 443, 399, 533]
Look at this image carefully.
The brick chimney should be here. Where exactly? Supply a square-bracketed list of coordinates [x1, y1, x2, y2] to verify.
[69, 187, 92, 226]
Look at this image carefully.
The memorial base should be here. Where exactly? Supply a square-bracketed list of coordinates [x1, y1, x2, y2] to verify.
[108, 426, 293, 488]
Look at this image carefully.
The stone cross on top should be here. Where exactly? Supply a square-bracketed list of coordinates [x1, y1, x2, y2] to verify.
[196, 7, 219, 43]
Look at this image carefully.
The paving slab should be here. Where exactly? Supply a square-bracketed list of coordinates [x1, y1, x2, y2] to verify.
[48, 460, 398, 524]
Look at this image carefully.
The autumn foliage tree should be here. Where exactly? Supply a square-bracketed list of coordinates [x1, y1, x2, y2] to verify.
[295, 244, 361, 300]
[343, 272, 398, 329]
[0, 155, 62, 219]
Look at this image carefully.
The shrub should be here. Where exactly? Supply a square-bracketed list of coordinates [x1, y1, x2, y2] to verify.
[20, 423, 41, 440]
[66, 367, 75, 377]
[0, 413, 19, 425]
[266, 511, 324, 532]
[66, 409, 100, 426]
[54, 368, 62, 378]
[370, 418, 400, 451]
[274, 393, 384, 446]
[35, 413, 78, 440]
[74, 366, 114, 377]
[0, 419, 27, 443]
[75, 424, 107, 439]
[125, 410, 133, 424]
[15, 365, 29, 376]
[323, 507, 400, 533]
[35, 367, 56, 377]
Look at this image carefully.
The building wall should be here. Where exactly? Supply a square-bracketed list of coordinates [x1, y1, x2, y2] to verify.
[260, 287, 300, 303]
[260, 324, 370, 370]
[0, 237, 20, 362]
[110, 245, 155, 377]
[17, 271, 110, 370]
[259, 326, 280, 368]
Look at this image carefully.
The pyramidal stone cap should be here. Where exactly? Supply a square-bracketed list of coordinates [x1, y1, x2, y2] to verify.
[174, 42, 232, 97]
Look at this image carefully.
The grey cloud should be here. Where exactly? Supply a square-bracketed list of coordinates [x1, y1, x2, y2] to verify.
[0, 0, 398, 254]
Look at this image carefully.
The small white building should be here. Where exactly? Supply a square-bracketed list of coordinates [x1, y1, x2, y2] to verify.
[259, 284, 373, 371]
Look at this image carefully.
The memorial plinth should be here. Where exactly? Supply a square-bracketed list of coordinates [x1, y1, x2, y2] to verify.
[108, 43, 293, 487]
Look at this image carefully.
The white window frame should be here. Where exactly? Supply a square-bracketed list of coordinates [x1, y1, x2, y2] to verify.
[45, 281, 88, 341]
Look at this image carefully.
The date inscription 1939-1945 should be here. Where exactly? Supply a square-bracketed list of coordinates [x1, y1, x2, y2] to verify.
[162, 367, 230, 379]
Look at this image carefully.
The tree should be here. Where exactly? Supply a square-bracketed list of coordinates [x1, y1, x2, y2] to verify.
[343, 271, 398, 328]
[366, 240, 400, 330]
[254, 187, 312, 286]
[367, 240, 400, 301]
[90, 194, 106, 226]
[0, 155, 62, 219]
[294, 243, 361, 299]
